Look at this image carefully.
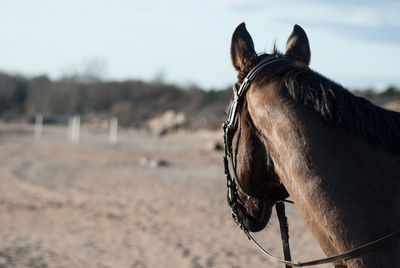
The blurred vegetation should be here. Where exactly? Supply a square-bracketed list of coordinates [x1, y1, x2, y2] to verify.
[0, 72, 231, 129]
[352, 85, 400, 105]
[0, 71, 398, 129]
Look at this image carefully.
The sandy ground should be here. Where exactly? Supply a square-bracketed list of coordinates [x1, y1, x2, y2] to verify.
[0, 123, 330, 268]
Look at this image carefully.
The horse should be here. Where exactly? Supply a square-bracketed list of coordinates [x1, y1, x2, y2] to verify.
[225, 23, 400, 268]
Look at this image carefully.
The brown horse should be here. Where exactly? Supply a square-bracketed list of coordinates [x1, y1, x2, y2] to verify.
[226, 23, 400, 268]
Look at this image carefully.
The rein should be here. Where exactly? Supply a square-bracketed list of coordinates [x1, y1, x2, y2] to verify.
[223, 54, 400, 267]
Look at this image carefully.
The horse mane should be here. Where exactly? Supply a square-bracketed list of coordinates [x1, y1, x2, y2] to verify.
[258, 57, 400, 154]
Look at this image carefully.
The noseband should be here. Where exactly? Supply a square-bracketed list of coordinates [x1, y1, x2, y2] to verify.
[223, 54, 400, 267]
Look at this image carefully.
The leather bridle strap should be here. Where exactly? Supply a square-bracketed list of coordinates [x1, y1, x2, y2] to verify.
[276, 202, 292, 268]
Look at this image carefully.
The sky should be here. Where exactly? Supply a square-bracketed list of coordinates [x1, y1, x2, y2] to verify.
[1, 0, 399, 90]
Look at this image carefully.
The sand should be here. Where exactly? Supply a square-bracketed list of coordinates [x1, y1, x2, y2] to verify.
[0, 123, 330, 268]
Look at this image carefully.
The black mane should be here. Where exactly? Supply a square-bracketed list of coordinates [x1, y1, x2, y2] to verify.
[279, 65, 400, 154]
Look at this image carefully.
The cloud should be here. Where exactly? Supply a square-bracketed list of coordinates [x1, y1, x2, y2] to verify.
[251, 0, 400, 44]
[302, 2, 400, 43]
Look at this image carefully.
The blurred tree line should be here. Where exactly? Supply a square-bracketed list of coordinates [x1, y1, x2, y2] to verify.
[0, 72, 231, 128]
[353, 86, 400, 103]
[0, 71, 399, 129]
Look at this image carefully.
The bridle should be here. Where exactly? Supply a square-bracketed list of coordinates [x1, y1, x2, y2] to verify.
[223, 54, 400, 267]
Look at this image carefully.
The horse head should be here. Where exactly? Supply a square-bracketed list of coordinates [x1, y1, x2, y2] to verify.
[227, 23, 311, 232]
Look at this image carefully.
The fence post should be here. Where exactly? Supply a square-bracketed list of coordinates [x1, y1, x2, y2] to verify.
[68, 115, 80, 144]
[109, 117, 118, 145]
[34, 113, 43, 140]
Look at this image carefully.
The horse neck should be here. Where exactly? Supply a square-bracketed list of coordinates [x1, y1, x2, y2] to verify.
[278, 142, 400, 267]
[247, 86, 400, 267]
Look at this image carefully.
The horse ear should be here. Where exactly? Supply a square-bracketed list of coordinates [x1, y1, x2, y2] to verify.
[231, 23, 258, 74]
[285, 24, 311, 67]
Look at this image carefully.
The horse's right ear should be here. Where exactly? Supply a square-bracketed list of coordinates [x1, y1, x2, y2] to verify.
[285, 24, 311, 67]
[231, 23, 258, 75]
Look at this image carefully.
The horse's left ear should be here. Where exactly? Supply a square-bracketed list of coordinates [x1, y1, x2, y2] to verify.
[285, 25, 311, 67]
[231, 23, 258, 74]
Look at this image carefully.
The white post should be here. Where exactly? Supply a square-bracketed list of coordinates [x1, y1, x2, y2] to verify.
[109, 117, 118, 145]
[67, 117, 73, 141]
[34, 113, 43, 140]
[72, 115, 80, 144]
[68, 115, 80, 144]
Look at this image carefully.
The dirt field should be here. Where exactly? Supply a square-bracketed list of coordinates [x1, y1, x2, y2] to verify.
[0, 123, 330, 268]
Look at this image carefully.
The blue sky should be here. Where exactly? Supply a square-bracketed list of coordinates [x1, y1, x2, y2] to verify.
[1, 0, 399, 90]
